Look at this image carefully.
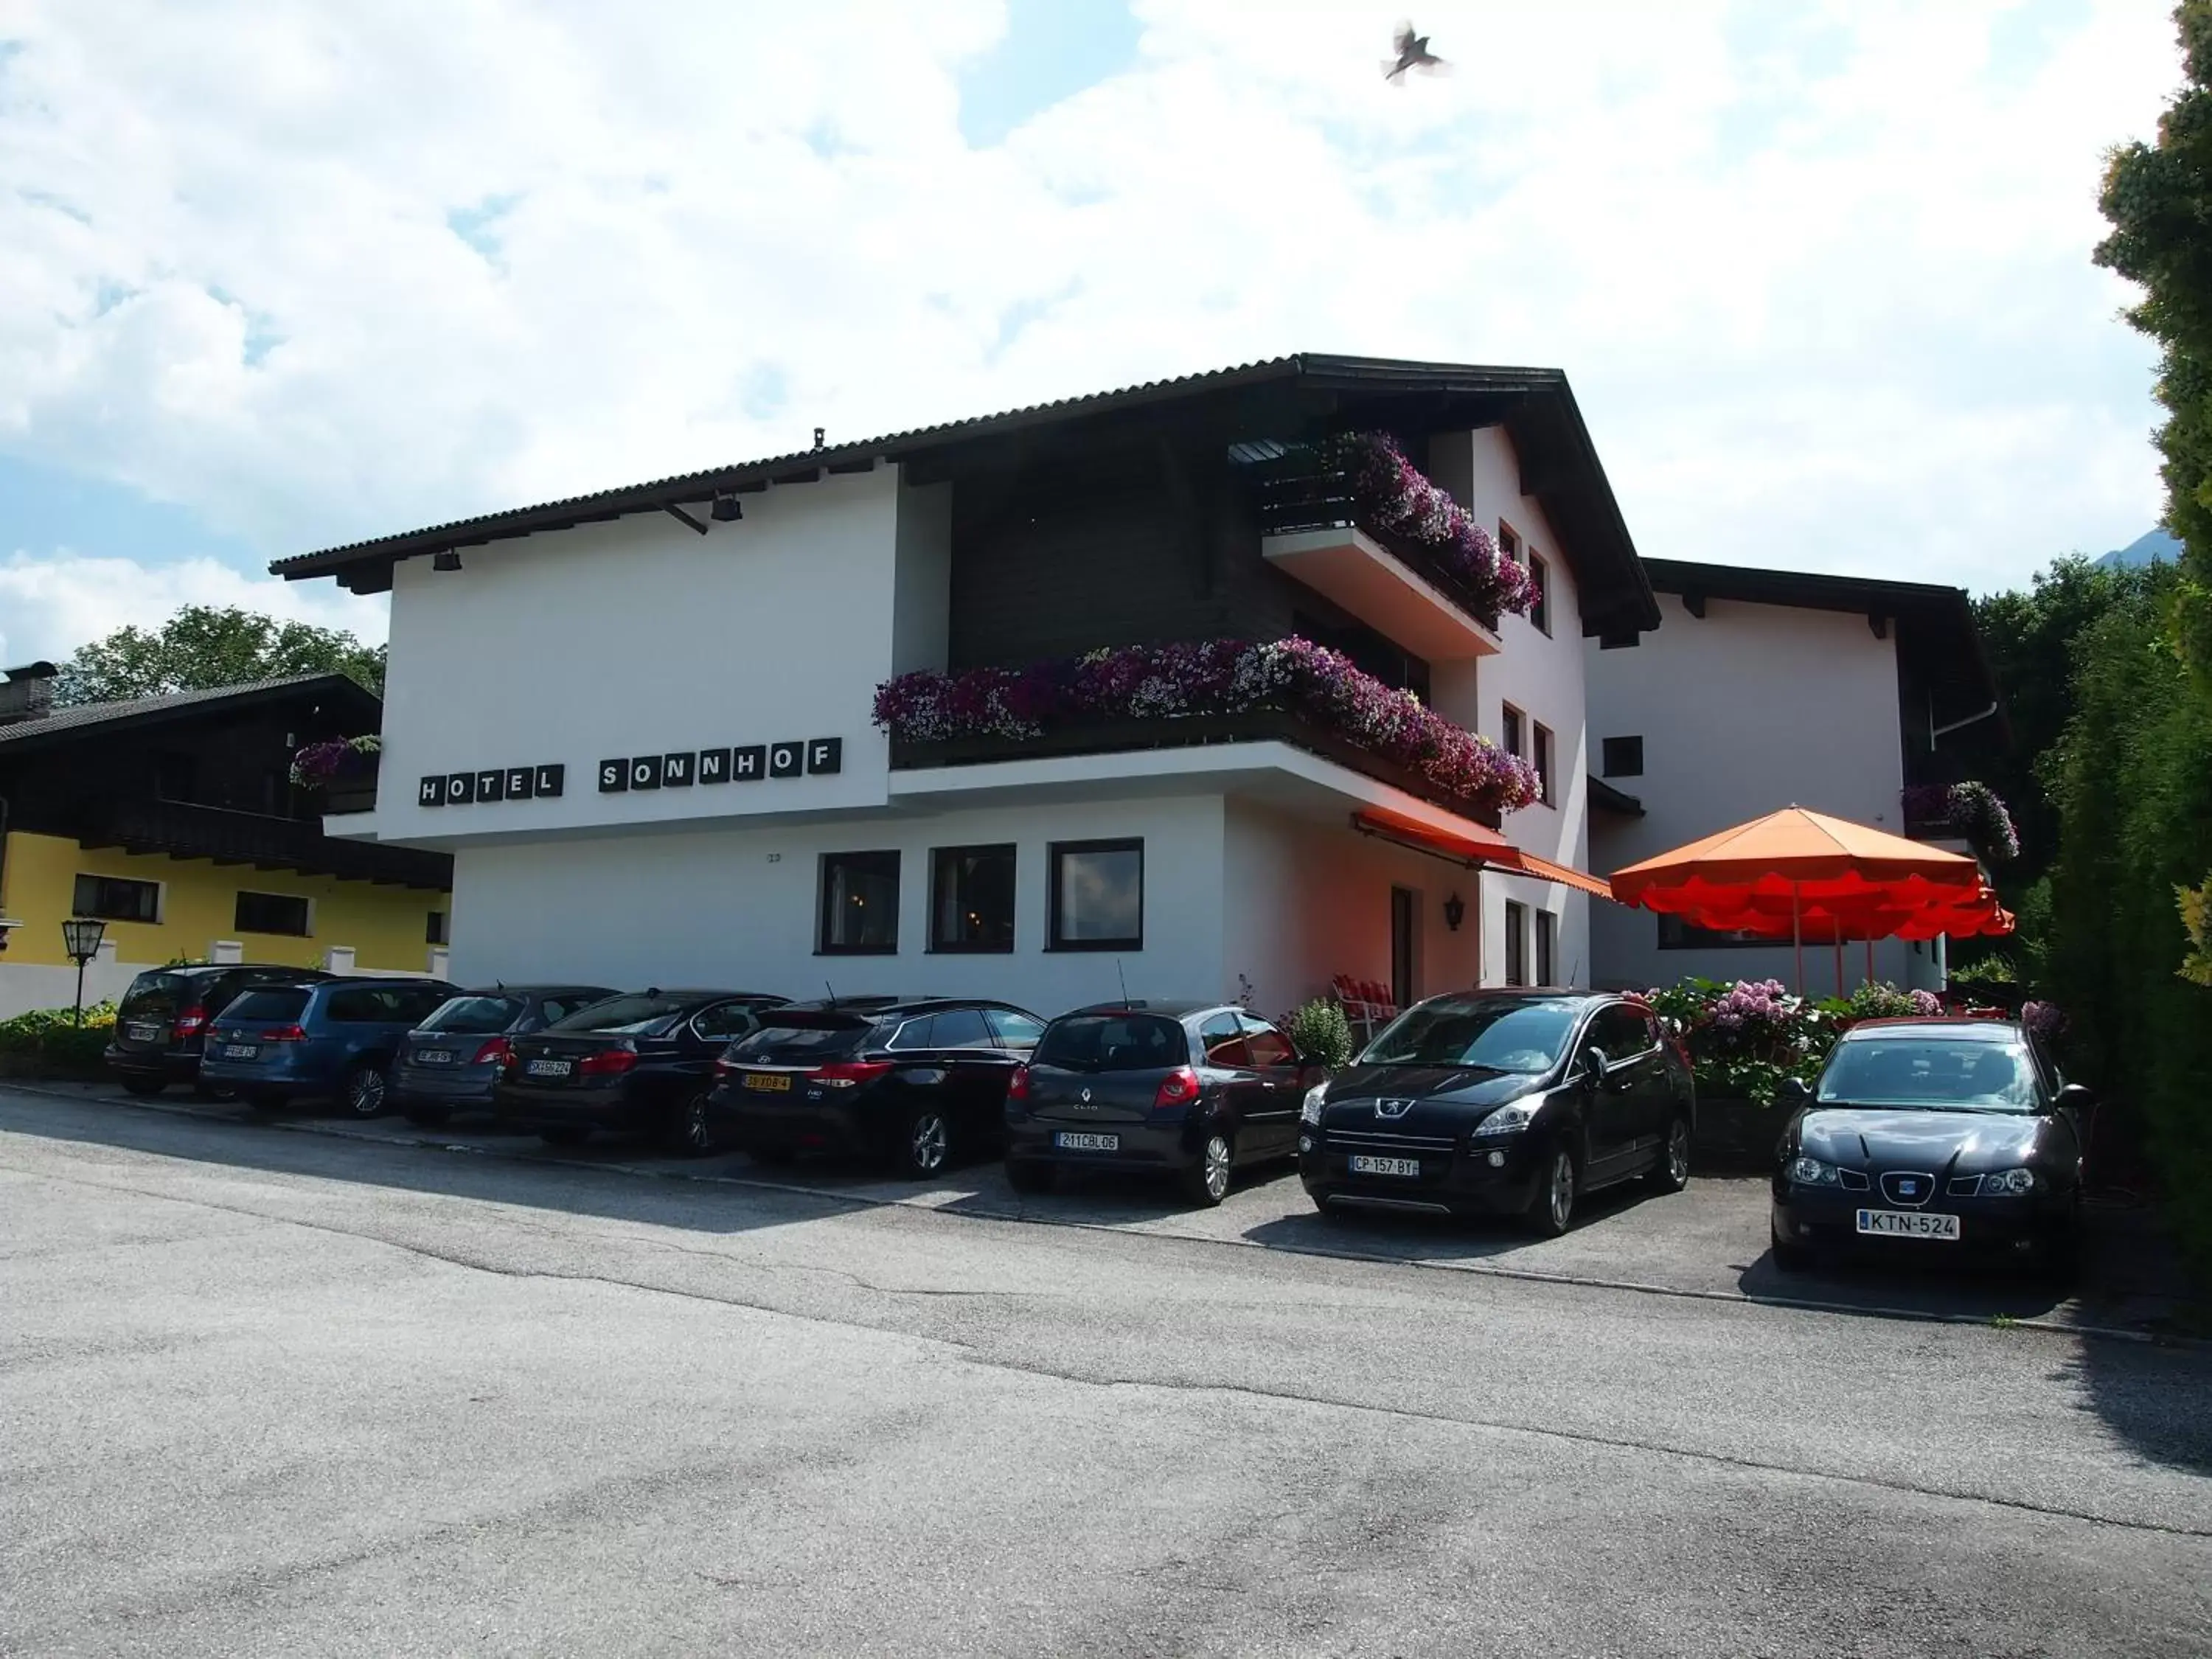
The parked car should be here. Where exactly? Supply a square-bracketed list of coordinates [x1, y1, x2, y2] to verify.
[103, 963, 334, 1096]
[490, 989, 786, 1153]
[1298, 990, 1694, 1235]
[198, 977, 459, 1116]
[1770, 1016, 2085, 1274]
[391, 984, 620, 1127]
[1003, 1001, 1321, 1207]
[712, 997, 1047, 1177]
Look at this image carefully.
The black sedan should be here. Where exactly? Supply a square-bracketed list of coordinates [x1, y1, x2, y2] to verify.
[490, 990, 786, 1154]
[712, 998, 1046, 1178]
[1298, 991, 1695, 1235]
[392, 984, 619, 1126]
[1770, 1017, 2086, 1274]
[1003, 1002, 1321, 1206]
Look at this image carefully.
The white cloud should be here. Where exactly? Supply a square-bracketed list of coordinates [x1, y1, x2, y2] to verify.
[0, 549, 386, 667]
[0, 0, 2185, 599]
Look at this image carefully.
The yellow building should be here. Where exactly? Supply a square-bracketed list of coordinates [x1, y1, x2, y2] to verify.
[0, 667, 450, 1016]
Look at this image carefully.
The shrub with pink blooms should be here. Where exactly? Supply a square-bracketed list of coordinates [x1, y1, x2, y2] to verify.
[874, 636, 1541, 817]
[1646, 976, 1958, 1103]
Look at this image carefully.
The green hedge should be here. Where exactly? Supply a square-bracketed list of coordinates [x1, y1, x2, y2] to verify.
[0, 1004, 118, 1071]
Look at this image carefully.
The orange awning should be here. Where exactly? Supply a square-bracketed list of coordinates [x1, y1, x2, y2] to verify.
[1352, 810, 1616, 900]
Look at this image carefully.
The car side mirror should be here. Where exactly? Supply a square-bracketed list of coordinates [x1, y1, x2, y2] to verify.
[2055, 1082, 2093, 1113]
[1778, 1077, 1813, 1107]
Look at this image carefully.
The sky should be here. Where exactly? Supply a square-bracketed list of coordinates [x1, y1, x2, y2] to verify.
[0, 0, 2188, 666]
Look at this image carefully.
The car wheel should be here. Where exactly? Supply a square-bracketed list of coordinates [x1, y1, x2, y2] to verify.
[339, 1062, 391, 1118]
[898, 1107, 952, 1178]
[1523, 1144, 1576, 1237]
[402, 1105, 453, 1128]
[1770, 1222, 1814, 1273]
[119, 1077, 166, 1098]
[539, 1125, 592, 1147]
[1650, 1112, 1692, 1193]
[1180, 1130, 1234, 1208]
[667, 1090, 715, 1158]
[1005, 1159, 1053, 1195]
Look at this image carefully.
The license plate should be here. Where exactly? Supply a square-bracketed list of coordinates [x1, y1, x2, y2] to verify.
[415, 1050, 455, 1065]
[1857, 1208, 1961, 1239]
[221, 1043, 259, 1060]
[1349, 1155, 1422, 1178]
[526, 1057, 573, 1079]
[743, 1073, 792, 1092]
[1054, 1132, 1119, 1152]
[128, 1023, 164, 1043]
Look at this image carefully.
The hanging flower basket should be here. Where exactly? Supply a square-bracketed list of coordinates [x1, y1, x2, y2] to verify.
[1901, 781, 2020, 863]
[289, 734, 382, 789]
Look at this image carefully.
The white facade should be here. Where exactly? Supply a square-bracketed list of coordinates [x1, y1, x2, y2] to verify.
[1584, 592, 1945, 996]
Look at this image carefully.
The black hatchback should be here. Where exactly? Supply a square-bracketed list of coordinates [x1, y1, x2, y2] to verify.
[491, 990, 787, 1154]
[105, 963, 334, 1096]
[1298, 991, 1695, 1235]
[1003, 1002, 1321, 1206]
[392, 984, 619, 1127]
[712, 998, 1046, 1178]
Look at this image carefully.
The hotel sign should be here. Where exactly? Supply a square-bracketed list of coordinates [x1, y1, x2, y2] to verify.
[599, 738, 842, 791]
[418, 765, 566, 808]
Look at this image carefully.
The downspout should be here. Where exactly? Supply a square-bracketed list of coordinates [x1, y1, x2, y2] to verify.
[1930, 700, 2000, 742]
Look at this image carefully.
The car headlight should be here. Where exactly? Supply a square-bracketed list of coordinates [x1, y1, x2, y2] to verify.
[1978, 1167, 2037, 1197]
[1301, 1084, 1327, 1127]
[1788, 1155, 1842, 1187]
[1470, 1102, 1537, 1139]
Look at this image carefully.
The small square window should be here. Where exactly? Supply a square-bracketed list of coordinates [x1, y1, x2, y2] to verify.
[1601, 736, 1644, 778]
[1528, 552, 1552, 636]
[72, 874, 161, 925]
[931, 844, 1016, 953]
[819, 851, 900, 955]
[1498, 521, 1522, 564]
[1503, 900, 1529, 987]
[234, 891, 311, 938]
[1501, 704, 1526, 760]
[426, 910, 451, 946]
[1533, 722, 1556, 806]
[1049, 839, 1143, 951]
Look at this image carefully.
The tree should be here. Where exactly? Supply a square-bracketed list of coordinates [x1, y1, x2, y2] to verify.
[56, 606, 386, 705]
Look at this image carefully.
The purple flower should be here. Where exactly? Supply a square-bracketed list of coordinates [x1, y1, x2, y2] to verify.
[1321, 433, 1538, 626]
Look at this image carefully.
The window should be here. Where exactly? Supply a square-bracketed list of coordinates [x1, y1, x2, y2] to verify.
[1198, 1012, 1249, 1067]
[1500, 704, 1526, 760]
[234, 891, 311, 938]
[327, 987, 414, 1023]
[888, 1015, 937, 1051]
[1657, 915, 1778, 950]
[1503, 900, 1529, 987]
[1498, 521, 1522, 563]
[1032, 1012, 1187, 1071]
[819, 851, 900, 955]
[985, 1008, 1048, 1048]
[927, 1006, 995, 1049]
[692, 1001, 764, 1041]
[1535, 911, 1557, 987]
[1533, 723, 1555, 806]
[426, 910, 450, 946]
[1238, 1014, 1296, 1068]
[72, 874, 159, 925]
[1048, 840, 1143, 950]
[1590, 1006, 1655, 1065]
[1528, 552, 1552, 635]
[1601, 736, 1644, 778]
[422, 995, 526, 1034]
[224, 988, 311, 1024]
[930, 844, 1015, 953]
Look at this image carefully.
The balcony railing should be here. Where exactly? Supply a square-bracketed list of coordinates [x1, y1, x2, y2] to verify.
[73, 796, 453, 890]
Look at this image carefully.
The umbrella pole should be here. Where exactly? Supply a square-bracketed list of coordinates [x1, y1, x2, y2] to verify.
[1792, 884, 1803, 995]
[1834, 934, 1843, 999]
[1864, 936, 1874, 991]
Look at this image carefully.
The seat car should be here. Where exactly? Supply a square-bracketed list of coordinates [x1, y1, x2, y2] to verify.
[711, 997, 1046, 1178]
[1298, 990, 1695, 1236]
[103, 962, 334, 1096]
[1770, 1016, 2086, 1274]
[198, 977, 459, 1116]
[1002, 1001, 1321, 1207]
[392, 984, 619, 1127]
[490, 989, 786, 1153]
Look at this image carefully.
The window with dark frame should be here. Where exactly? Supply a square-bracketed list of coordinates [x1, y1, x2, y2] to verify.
[818, 850, 901, 955]
[1601, 735, 1644, 778]
[234, 891, 311, 938]
[1048, 839, 1143, 951]
[1498, 521, 1522, 563]
[929, 844, 1016, 953]
[426, 910, 450, 946]
[1503, 900, 1529, 987]
[1533, 722, 1556, 806]
[72, 874, 160, 925]
[1501, 703, 1526, 760]
[1657, 914, 1779, 950]
[1528, 552, 1552, 635]
[1535, 911, 1557, 987]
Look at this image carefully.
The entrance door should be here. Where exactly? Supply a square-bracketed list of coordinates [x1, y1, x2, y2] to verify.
[1389, 887, 1416, 1012]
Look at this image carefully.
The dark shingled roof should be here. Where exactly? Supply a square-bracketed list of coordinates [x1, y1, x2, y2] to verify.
[0, 674, 378, 751]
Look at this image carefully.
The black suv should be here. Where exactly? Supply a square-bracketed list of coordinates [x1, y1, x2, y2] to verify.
[492, 990, 787, 1153]
[392, 984, 619, 1127]
[1004, 1002, 1321, 1206]
[105, 963, 334, 1096]
[712, 997, 1046, 1178]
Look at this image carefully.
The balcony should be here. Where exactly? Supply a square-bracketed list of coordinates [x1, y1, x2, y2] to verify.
[73, 796, 453, 890]
[1251, 453, 1503, 661]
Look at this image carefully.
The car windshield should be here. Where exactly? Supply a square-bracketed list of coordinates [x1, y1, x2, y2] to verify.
[545, 995, 691, 1036]
[421, 995, 525, 1034]
[1361, 1000, 1580, 1074]
[731, 1016, 873, 1063]
[222, 989, 311, 1024]
[1032, 1014, 1188, 1074]
[1817, 1038, 2039, 1113]
[119, 972, 192, 1019]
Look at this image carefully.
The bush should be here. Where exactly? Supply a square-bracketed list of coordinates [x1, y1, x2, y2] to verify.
[1645, 978, 1833, 1105]
[0, 1003, 117, 1070]
[1283, 999, 1354, 1071]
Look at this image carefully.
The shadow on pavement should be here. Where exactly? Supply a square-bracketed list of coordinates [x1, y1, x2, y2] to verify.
[1237, 1179, 1664, 1267]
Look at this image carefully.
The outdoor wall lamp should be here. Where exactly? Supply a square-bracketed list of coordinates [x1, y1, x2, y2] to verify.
[0, 917, 19, 956]
[431, 551, 464, 572]
[61, 917, 107, 1027]
[709, 493, 744, 522]
[1442, 892, 1465, 932]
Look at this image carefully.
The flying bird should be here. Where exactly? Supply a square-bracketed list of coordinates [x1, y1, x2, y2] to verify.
[1384, 22, 1446, 83]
